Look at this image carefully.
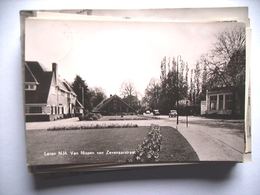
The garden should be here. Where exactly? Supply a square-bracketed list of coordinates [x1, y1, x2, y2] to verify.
[27, 124, 199, 166]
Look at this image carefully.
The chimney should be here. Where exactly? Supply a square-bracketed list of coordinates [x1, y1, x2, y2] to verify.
[52, 63, 58, 85]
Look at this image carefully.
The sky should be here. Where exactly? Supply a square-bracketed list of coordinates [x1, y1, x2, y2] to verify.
[25, 16, 243, 98]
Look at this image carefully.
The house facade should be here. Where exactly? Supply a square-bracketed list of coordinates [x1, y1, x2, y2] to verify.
[204, 87, 243, 116]
[25, 61, 81, 121]
[92, 95, 136, 115]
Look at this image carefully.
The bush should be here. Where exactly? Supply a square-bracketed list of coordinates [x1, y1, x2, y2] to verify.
[176, 105, 200, 116]
[78, 113, 102, 121]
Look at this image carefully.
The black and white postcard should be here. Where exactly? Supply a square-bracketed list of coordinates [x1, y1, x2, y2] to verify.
[21, 8, 251, 173]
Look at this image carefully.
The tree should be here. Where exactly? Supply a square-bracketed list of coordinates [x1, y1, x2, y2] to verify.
[143, 78, 161, 110]
[189, 69, 194, 103]
[203, 26, 246, 89]
[71, 75, 90, 111]
[150, 56, 188, 114]
[120, 81, 140, 111]
[120, 81, 136, 97]
[213, 26, 245, 65]
[72, 75, 107, 112]
[199, 55, 209, 101]
[89, 87, 107, 109]
[193, 62, 201, 104]
[123, 95, 141, 112]
[185, 62, 189, 96]
[160, 56, 167, 81]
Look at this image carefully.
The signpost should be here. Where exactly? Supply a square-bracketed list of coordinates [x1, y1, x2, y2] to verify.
[186, 100, 189, 127]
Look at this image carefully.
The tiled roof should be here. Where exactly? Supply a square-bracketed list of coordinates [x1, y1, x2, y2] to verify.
[25, 61, 53, 104]
[57, 78, 69, 92]
[92, 95, 136, 113]
[25, 63, 38, 83]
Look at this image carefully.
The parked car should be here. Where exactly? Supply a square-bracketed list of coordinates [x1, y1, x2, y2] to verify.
[153, 109, 160, 115]
[145, 110, 151, 114]
[169, 110, 177, 117]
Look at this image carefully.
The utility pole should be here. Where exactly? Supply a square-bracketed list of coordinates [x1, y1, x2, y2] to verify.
[186, 100, 189, 127]
[82, 86, 84, 111]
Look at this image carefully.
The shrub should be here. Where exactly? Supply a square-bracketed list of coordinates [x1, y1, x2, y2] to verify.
[78, 113, 102, 121]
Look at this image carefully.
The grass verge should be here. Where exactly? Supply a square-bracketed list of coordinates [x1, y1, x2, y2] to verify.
[26, 126, 199, 166]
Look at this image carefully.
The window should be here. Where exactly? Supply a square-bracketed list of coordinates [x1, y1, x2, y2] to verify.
[25, 84, 37, 91]
[210, 95, 217, 110]
[225, 94, 233, 110]
[25, 84, 29, 90]
[30, 107, 42, 113]
[25, 106, 42, 113]
[25, 107, 30, 114]
[219, 95, 223, 110]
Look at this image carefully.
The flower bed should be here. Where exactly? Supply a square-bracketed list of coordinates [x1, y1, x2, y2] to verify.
[47, 123, 138, 131]
[128, 124, 162, 163]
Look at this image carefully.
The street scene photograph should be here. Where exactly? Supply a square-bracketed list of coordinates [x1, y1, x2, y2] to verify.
[23, 11, 247, 167]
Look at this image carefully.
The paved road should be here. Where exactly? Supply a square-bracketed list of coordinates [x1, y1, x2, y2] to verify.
[26, 115, 245, 161]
